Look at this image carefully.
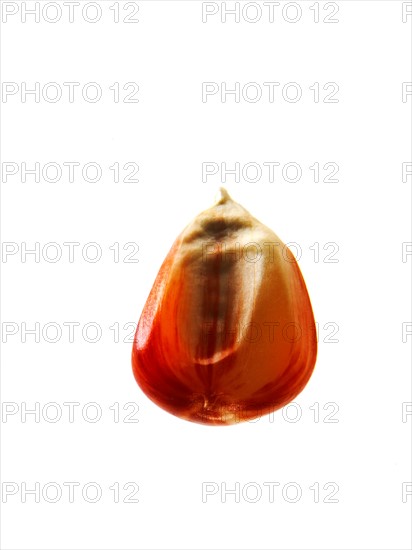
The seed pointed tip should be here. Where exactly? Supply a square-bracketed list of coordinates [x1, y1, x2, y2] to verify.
[215, 187, 232, 205]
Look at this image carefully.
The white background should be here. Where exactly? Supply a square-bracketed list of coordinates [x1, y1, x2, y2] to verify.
[1, 1, 411, 549]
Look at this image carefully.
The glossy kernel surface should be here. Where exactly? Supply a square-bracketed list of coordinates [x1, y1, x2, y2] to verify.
[132, 189, 317, 425]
